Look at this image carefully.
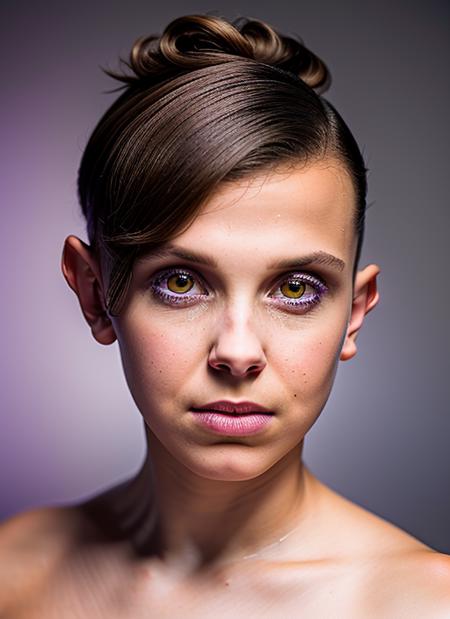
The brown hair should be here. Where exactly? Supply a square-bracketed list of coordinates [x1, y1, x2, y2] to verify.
[77, 13, 367, 316]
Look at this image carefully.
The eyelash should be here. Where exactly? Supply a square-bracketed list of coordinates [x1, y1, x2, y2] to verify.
[148, 267, 328, 313]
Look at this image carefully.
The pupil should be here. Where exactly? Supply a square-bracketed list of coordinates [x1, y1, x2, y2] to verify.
[168, 273, 192, 293]
[281, 281, 305, 299]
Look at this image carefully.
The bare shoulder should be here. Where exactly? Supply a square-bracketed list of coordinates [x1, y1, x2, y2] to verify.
[0, 485, 133, 617]
[310, 476, 450, 616]
[0, 505, 85, 613]
[360, 548, 450, 618]
[344, 503, 450, 615]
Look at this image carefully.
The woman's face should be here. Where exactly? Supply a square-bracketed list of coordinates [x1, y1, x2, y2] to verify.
[106, 159, 375, 481]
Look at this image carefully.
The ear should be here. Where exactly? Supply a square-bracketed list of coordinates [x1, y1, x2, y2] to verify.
[340, 264, 380, 362]
[61, 235, 117, 345]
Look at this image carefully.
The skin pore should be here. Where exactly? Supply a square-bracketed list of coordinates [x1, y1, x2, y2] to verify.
[61, 157, 381, 583]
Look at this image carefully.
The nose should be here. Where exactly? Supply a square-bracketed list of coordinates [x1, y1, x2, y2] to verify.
[208, 306, 267, 377]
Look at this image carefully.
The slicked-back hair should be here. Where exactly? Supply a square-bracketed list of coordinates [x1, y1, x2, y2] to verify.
[78, 14, 367, 316]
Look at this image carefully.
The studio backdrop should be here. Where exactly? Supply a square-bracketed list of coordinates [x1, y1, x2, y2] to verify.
[1, 0, 449, 553]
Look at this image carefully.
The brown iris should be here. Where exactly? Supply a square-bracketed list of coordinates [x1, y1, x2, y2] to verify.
[280, 281, 306, 299]
[167, 273, 194, 294]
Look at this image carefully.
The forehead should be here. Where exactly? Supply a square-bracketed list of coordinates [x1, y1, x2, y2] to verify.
[173, 159, 357, 266]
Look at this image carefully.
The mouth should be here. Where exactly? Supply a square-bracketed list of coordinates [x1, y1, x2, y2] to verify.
[191, 409, 275, 418]
[189, 408, 274, 436]
[191, 400, 273, 415]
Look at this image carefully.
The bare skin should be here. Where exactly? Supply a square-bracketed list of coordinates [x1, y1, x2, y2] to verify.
[2, 160, 449, 617]
[1, 471, 450, 618]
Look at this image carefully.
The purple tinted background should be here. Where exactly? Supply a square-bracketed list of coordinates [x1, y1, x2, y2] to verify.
[1, 1, 449, 552]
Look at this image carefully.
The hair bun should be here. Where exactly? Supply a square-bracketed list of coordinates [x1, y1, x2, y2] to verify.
[108, 14, 331, 93]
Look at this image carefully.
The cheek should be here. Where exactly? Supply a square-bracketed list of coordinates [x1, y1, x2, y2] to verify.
[272, 315, 347, 409]
[115, 314, 201, 407]
[115, 295, 349, 425]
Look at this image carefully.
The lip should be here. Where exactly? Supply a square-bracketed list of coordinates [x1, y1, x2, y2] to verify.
[190, 410, 273, 436]
[191, 400, 272, 415]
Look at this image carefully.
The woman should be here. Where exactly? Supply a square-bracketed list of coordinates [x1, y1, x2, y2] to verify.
[1, 13, 449, 618]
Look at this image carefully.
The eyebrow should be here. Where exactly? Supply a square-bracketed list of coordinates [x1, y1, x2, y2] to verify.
[136, 244, 346, 272]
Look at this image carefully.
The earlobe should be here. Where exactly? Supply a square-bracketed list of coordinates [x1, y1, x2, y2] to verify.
[61, 235, 117, 346]
[339, 264, 380, 362]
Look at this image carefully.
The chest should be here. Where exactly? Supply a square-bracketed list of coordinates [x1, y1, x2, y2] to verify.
[13, 560, 374, 619]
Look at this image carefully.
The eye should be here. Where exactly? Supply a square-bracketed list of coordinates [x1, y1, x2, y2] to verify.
[269, 272, 328, 311]
[149, 268, 208, 305]
[149, 267, 328, 311]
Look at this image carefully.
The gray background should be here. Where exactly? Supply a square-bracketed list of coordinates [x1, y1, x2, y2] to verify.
[1, 1, 449, 553]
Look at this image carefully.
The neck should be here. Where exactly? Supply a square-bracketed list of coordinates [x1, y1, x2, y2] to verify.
[88, 426, 321, 574]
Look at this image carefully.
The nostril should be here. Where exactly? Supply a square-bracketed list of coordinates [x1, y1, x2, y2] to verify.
[209, 356, 266, 376]
[209, 361, 231, 373]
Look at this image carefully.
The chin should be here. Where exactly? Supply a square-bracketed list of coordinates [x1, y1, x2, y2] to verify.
[181, 446, 284, 482]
